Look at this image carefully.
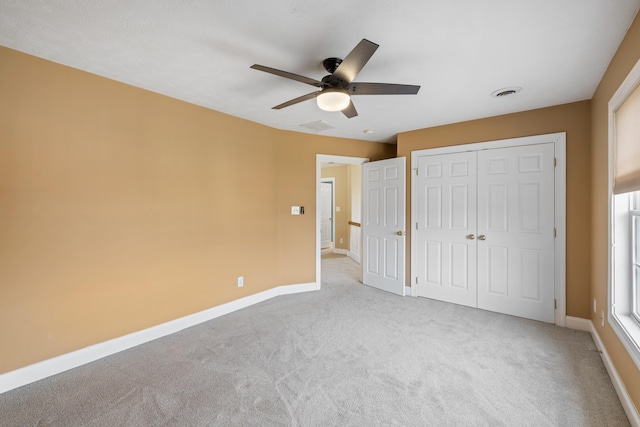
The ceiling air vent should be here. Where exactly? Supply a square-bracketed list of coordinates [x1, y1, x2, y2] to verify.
[491, 87, 522, 97]
[299, 120, 335, 132]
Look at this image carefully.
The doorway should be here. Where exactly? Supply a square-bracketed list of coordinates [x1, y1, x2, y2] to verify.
[316, 155, 368, 287]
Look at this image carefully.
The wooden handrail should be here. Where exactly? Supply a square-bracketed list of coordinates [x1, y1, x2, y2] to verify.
[348, 221, 361, 227]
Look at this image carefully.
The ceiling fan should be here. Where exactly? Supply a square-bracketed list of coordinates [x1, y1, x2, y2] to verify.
[250, 39, 420, 118]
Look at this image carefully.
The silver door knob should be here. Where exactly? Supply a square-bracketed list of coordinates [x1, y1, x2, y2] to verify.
[479, 235, 486, 241]
[466, 234, 475, 240]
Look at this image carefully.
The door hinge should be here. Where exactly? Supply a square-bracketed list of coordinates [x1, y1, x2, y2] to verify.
[554, 157, 557, 167]
[414, 168, 418, 175]
[554, 299, 557, 309]
[415, 277, 418, 285]
[554, 228, 557, 238]
[416, 222, 418, 230]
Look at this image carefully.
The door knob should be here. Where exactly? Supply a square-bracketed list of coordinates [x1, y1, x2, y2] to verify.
[479, 235, 486, 241]
[466, 234, 475, 240]
[396, 231, 405, 236]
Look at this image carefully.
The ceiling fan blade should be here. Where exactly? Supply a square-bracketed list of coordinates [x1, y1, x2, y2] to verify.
[333, 39, 379, 84]
[342, 100, 358, 119]
[251, 64, 324, 88]
[348, 82, 420, 95]
[272, 91, 320, 109]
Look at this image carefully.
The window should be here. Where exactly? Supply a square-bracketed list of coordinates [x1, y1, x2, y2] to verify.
[633, 192, 640, 323]
[609, 58, 640, 370]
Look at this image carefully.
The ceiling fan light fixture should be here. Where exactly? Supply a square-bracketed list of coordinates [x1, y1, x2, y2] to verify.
[316, 89, 351, 112]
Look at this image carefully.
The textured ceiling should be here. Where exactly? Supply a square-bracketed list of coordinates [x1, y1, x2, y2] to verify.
[1, 0, 638, 143]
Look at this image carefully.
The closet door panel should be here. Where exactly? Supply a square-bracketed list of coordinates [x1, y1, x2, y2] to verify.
[477, 143, 555, 323]
[416, 152, 477, 307]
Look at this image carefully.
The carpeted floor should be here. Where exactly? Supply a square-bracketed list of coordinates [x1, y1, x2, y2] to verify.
[0, 255, 630, 426]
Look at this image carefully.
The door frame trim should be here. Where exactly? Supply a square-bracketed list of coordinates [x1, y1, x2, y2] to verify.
[316, 155, 369, 288]
[410, 132, 567, 326]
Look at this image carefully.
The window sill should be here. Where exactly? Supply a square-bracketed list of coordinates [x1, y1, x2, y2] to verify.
[609, 312, 640, 371]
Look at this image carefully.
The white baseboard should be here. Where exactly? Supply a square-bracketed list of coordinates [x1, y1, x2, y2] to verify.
[347, 251, 361, 264]
[405, 286, 412, 296]
[0, 282, 318, 395]
[278, 282, 320, 294]
[565, 316, 592, 332]
[332, 248, 348, 255]
[589, 321, 640, 427]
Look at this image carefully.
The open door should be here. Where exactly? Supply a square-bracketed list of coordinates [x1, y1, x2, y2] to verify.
[362, 157, 406, 296]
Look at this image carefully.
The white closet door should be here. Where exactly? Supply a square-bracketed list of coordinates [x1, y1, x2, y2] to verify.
[477, 143, 555, 323]
[415, 152, 477, 307]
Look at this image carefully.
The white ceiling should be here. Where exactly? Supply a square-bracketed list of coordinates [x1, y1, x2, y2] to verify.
[1, 1, 638, 143]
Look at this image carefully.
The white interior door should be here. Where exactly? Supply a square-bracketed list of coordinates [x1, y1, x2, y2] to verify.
[477, 143, 555, 323]
[415, 152, 477, 307]
[320, 180, 334, 249]
[362, 157, 406, 296]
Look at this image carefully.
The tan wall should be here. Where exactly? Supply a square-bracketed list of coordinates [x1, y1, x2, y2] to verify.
[321, 166, 350, 250]
[397, 101, 592, 319]
[590, 12, 640, 411]
[0, 46, 394, 374]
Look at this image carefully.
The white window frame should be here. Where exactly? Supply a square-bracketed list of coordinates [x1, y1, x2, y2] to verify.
[631, 194, 640, 323]
[608, 58, 640, 371]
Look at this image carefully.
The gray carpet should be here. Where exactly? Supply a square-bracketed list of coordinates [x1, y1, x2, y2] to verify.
[0, 255, 630, 426]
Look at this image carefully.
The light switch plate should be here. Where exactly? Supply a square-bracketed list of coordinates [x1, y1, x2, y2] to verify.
[291, 206, 301, 215]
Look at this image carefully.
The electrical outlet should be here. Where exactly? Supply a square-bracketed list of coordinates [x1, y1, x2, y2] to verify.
[340, 238, 343, 244]
[593, 298, 597, 314]
[237, 276, 244, 288]
[600, 310, 605, 327]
